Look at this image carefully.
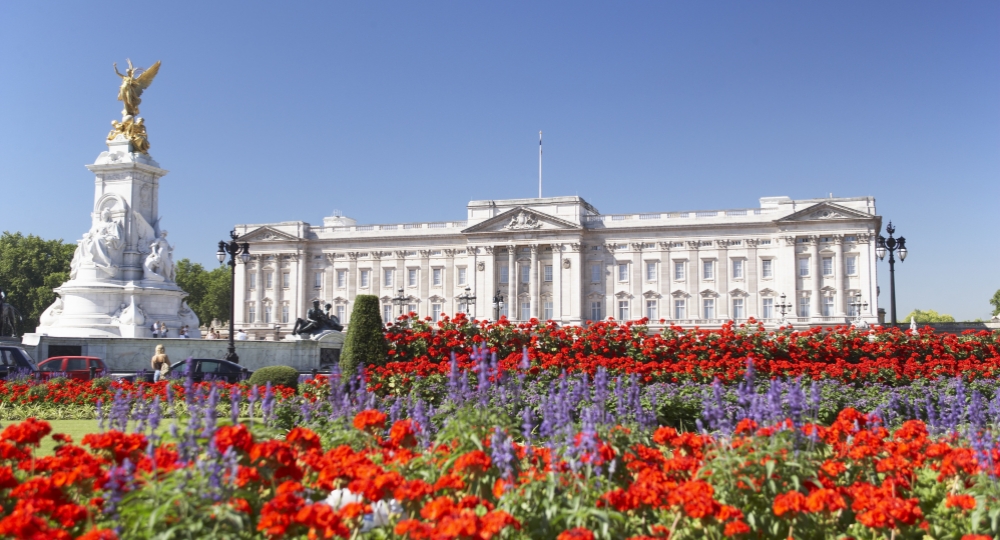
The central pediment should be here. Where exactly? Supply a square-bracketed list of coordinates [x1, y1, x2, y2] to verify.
[775, 202, 874, 223]
[239, 226, 301, 242]
[462, 206, 582, 234]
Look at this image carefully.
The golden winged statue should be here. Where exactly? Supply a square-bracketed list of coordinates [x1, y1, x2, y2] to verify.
[113, 59, 161, 116]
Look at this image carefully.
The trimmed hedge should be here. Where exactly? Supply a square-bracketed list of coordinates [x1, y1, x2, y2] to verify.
[248, 366, 300, 390]
[339, 294, 388, 377]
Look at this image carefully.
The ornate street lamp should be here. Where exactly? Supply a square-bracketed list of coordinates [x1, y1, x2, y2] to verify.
[217, 230, 250, 363]
[391, 287, 408, 320]
[775, 293, 793, 327]
[492, 290, 504, 321]
[456, 286, 476, 318]
[849, 292, 869, 329]
[875, 222, 907, 326]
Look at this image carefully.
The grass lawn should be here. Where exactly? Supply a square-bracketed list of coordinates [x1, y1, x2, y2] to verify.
[34, 419, 102, 457]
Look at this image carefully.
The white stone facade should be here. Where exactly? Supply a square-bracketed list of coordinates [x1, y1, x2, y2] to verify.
[233, 195, 881, 331]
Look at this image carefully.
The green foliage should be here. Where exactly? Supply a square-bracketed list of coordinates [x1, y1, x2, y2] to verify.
[174, 258, 232, 326]
[339, 294, 388, 376]
[0, 231, 75, 334]
[248, 365, 300, 390]
[903, 309, 956, 323]
[991, 289, 1000, 317]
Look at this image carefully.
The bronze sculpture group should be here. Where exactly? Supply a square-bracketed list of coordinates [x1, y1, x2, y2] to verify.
[292, 300, 343, 336]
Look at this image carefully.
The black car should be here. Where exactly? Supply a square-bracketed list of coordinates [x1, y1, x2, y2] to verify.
[0, 346, 37, 380]
[122, 358, 249, 384]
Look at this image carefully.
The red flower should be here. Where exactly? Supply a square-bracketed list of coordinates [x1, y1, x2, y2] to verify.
[945, 494, 976, 511]
[558, 527, 595, 540]
[353, 410, 387, 433]
[215, 424, 253, 454]
[453, 450, 491, 476]
[773, 491, 807, 517]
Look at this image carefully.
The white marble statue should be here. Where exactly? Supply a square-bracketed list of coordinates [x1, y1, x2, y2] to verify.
[39, 297, 63, 327]
[119, 296, 145, 326]
[69, 209, 124, 278]
[109, 302, 127, 324]
[178, 300, 200, 330]
[143, 230, 175, 282]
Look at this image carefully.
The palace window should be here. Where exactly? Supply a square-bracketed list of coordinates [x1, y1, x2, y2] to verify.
[458, 267, 467, 285]
[732, 259, 744, 279]
[674, 261, 685, 281]
[384, 268, 394, 287]
[590, 301, 601, 321]
[337, 270, 347, 288]
[591, 264, 601, 283]
[544, 265, 553, 282]
[798, 296, 810, 317]
[249, 272, 257, 290]
[674, 299, 686, 320]
[799, 258, 810, 277]
[520, 265, 530, 284]
[432, 303, 442, 322]
[520, 301, 530, 321]
[544, 301, 553, 320]
[407, 303, 417, 316]
[703, 298, 715, 319]
[617, 263, 629, 282]
[846, 256, 857, 276]
[702, 261, 714, 280]
[336, 305, 345, 322]
[761, 259, 773, 278]
[499, 265, 509, 284]
[408, 268, 417, 287]
[360, 270, 370, 288]
[314, 271, 322, 289]
[646, 300, 657, 321]
[282, 272, 290, 289]
[618, 300, 630, 321]
[281, 304, 289, 324]
[383, 304, 393, 323]
[264, 304, 273, 324]
[732, 298, 744, 320]
[823, 296, 834, 317]
[822, 257, 833, 276]
[247, 303, 256, 323]
[646, 262, 657, 281]
[432, 268, 442, 286]
[762, 298, 774, 319]
[265, 272, 273, 289]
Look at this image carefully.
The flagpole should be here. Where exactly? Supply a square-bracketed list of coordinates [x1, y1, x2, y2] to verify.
[538, 131, 543, 198]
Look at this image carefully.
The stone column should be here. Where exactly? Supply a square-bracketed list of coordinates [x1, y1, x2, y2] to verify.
[859, 233, 877, 319]
[234, 257, 248, 327]
[833, 236, 846, 316]
[296, 251, 307, 330]
[779, 236, 797, 316]
[551, 244, 564, 322]
[686, 241, 700, 320]
[567, 243, 583, 324]
[393, 251, 406, 318]
[810, 236, 821, 319]
[716, 240, 729, 320]
[507, 245, 516, 319]
[529, 245, 539, 319]
[371, 252, 382, 304]
[444, 250, 456, 315]
[658, 242, 671, 323]
[746, 240, 759, 319]
[419, 250, 431, 319]
[254, 257, 264, 329]
[630, 243, 643, 321]
[347, 252, 359, 323]
[482, 247, 495, 320]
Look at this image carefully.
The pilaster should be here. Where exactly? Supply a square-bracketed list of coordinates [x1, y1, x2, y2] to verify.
[529, 245, 539, 319]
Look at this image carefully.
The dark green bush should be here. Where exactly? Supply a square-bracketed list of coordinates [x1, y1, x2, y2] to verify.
[248, 366, 300, 390]
[340, 294, 388, 377]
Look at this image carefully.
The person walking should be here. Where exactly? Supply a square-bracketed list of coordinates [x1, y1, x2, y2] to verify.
[151, 321, 159, 338]
[160, 322, 169, 338]
[151, 344, 170, 382]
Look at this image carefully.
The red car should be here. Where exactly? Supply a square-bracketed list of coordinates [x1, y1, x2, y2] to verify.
[38, 356, 107, 381]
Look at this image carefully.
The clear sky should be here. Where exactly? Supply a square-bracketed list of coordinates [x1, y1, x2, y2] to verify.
[0, 1, 997, 320]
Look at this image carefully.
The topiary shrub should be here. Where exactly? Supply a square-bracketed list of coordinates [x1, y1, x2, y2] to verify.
[248, 366, 300, 390]
[340, 294, 388, 377]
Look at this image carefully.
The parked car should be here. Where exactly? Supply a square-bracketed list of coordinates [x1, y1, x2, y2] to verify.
[0, 346, 37, 380]
[38, 356, 107, 381]
[120, 358, 249, 384]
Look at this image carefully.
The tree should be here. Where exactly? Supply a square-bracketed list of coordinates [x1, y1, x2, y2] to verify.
[339, 295, 388, 377]
[902, 309, 956, 323]
[0, 232, 76, 334]
[174, 259, 232, 327]
[991, 289, 1000, 317]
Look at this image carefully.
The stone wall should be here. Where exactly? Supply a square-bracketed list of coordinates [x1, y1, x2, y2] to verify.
[21, 333, 344, 372]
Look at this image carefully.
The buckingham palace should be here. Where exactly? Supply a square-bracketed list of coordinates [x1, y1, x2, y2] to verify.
[231, 194, 880, 332]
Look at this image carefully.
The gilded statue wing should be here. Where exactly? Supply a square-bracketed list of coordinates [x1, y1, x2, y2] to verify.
[133, 61, 161, 94]
[132, 210, 157, 253]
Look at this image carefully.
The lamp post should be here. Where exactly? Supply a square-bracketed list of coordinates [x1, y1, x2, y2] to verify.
[492, 290, 504, 321]
[456, 286, 476, 318]
[775, 293, 793, 327]
[391, 287, 408, 320]
[875, 222, 907, 326]
[217, 230, 250, 363]
[849, 292, 869, 328]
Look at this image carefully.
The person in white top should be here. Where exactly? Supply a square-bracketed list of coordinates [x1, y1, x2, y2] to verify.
[235, 329, 248, 341]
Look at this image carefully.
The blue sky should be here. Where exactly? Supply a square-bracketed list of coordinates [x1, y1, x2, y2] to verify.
[0, 1, 997, 320]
